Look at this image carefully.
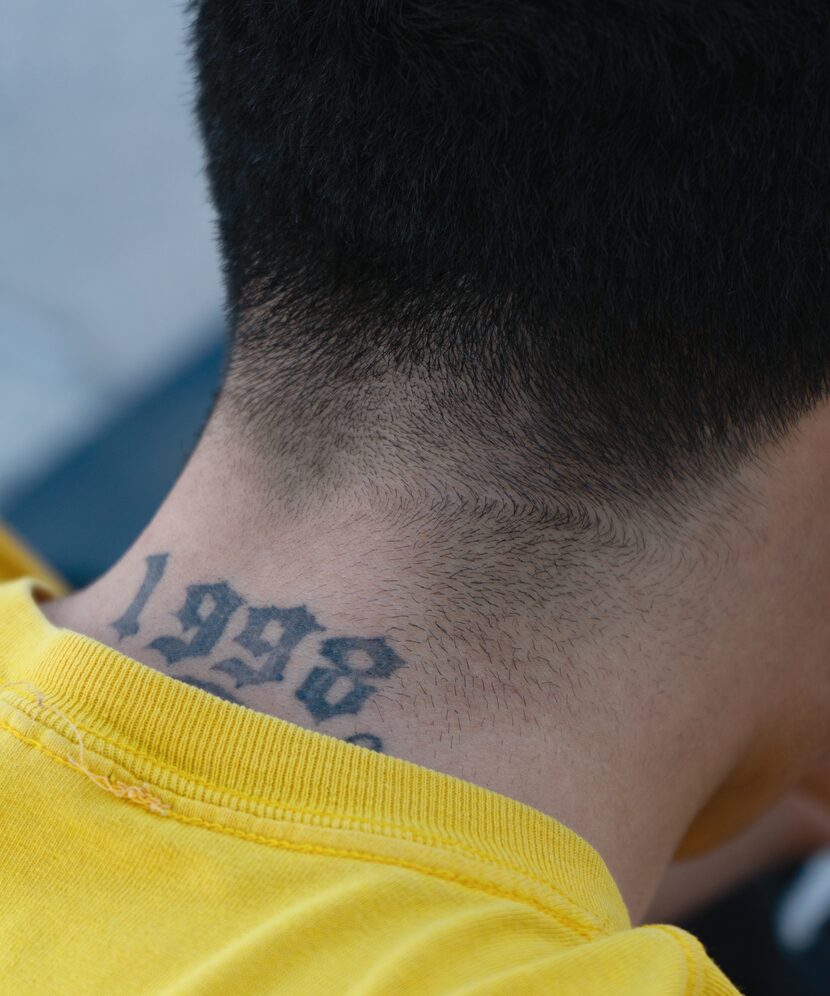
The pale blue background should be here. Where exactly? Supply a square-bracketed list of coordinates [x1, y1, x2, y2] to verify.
[0, 0, 222, 503]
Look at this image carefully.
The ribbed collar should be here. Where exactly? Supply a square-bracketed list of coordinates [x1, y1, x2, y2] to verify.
[0, 576, 629, 934]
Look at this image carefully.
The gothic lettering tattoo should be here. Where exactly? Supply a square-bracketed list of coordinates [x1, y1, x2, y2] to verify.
[214, 604, 324, 688]
[178, 675, 242, 704]
[343, 733, 383, 752]
[110, 552, 404, 752]
[112, 554, 169, 639]
[295, 637, 407, 721]
[148, 581, 244, 664]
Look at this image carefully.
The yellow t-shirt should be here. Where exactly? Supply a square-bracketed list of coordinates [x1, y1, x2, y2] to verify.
[0, 527, 738, 994]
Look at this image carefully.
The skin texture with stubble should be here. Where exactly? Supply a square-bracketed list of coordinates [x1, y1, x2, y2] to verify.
[43, 400, 830, 921]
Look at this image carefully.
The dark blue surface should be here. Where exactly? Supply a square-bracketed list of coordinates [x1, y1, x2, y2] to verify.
[2, 335, 225, 586]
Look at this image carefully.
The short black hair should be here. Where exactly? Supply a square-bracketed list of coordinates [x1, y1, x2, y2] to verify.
[190, 1, 830, 523]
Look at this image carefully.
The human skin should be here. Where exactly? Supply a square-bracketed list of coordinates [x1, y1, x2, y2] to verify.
[43, 399, 830, 922]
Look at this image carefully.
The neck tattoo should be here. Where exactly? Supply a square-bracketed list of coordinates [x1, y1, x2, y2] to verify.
[111, 552, 409, 753]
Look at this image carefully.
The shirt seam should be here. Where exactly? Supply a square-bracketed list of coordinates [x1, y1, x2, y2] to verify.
[651, 924, 706, 996]
[0, 716, 603, 942]
[0, 693, 618, 935]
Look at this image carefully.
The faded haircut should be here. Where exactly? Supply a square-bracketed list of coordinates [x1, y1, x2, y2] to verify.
[190, 1, 830, 529]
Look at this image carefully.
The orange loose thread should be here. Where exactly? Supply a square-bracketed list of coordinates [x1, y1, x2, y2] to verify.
[0, 680, 170, 816]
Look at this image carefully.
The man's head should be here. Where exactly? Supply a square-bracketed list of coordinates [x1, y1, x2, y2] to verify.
[183, 1, 830, 851]
[191, 1, 830, 535]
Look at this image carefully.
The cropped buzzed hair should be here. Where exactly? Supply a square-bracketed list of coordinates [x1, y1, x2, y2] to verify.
[190, 1, 830, 528]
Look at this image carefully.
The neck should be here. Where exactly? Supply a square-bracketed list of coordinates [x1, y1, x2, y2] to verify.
[42, 419, 771, 922]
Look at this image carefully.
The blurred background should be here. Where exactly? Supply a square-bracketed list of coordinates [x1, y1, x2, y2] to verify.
[2, 4, 830, 992]
[0, 1, 224, 580]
